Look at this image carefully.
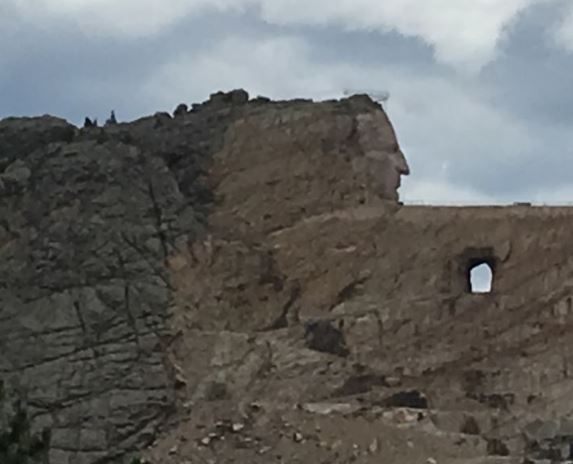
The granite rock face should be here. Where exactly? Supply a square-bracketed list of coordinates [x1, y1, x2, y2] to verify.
[159, 95, 573, 464]
[0, 92, 409, 463]
[4, 90, 572, 464]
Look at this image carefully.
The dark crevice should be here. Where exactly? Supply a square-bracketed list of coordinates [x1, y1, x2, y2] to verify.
[263, 282, 301, 331]
[329, 276, 368, 310]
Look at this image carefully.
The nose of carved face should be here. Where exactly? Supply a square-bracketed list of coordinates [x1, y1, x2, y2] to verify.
[393, 149, 410, 176]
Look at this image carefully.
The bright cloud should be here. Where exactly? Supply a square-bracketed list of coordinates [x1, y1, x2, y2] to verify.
[553, 3, 573, 52]
[6, 0, 200, 38]
[2, 0, 559, 70]
[144, 36, 343, 106]
[255, 0, 551, 72]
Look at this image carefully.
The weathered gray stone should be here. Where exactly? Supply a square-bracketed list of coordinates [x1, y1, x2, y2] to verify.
[0, 94, 249, 462]
[524, 420, 559, 442]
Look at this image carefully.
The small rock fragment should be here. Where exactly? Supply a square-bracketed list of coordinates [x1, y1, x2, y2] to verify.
[293, 432, 304, 443]
[250, 402, 263, 411]
[386, 376, 401, 387]
[232, 423, 245, 433]
[302, 402, 357, 415]
[174, 372, 186, 388]
[331, 439, 343, 450]
[368, 438, 379, 453]
[173, 103, 188, 117]
[395, 408, 420, 423]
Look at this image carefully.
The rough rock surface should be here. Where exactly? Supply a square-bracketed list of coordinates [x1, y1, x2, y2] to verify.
[0, 92, 407, 463]
[2, 90, 572, 464]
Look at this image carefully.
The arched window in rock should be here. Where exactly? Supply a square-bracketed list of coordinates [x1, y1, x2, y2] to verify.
[468, 261, 494, 294]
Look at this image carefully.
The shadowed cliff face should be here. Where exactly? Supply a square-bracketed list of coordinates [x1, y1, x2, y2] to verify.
[0, 91, 408, 463]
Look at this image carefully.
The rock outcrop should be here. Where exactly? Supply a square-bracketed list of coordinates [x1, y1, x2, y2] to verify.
[3, 90, 573, 464]
[0, 92, 409, 463]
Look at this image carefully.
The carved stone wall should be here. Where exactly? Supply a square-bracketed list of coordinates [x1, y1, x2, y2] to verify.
[3, 91, 571, 463]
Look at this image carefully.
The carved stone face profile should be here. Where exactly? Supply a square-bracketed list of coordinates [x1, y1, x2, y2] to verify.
[355, 112, 410, 201]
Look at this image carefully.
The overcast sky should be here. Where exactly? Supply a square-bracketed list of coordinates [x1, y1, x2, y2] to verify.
[3, 0, 573, 204]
